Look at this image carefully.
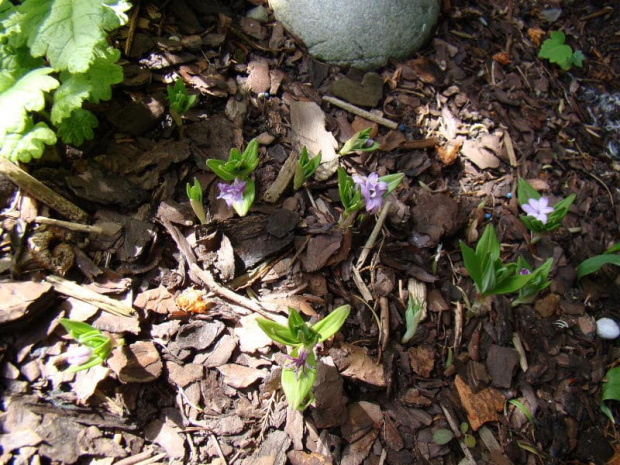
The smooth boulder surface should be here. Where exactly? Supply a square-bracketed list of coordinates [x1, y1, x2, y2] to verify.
[269, 0, 440, 69]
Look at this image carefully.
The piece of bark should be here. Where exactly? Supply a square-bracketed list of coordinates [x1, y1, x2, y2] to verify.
[107, 341, 163, 383]
[0, 281, 56, 327]
[454, 375, 505, 431]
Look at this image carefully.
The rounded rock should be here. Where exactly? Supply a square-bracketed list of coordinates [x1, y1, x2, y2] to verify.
[270, 0, 441, 69]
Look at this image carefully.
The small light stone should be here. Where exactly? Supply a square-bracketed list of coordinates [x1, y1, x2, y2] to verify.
[596, 317, 620, 339]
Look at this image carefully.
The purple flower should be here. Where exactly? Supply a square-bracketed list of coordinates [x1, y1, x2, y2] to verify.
[519, 268, 531, 276]
[285, 347, 312, 379]
[217, 179, 246, 207]
[66, 346, 93, 366]
[353, 172, 388, 214]
[522, 197, 554, 224]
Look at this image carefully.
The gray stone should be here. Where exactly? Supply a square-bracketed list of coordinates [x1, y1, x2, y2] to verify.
[270, 0, 440, 69]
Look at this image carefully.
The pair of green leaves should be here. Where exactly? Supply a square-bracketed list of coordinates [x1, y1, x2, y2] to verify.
[401, 295, 423, 344]
[256, 305, 350, 410]
[167, 79, 197, 127]
[517, 178, 575, 233]
[294, 147, 322, 190]
[339, 128, 380, 156]
[460, 225, 535, 298]
[206, 139, 259, 182]
[186, 177, 207, 224]
[59, 318, 116, 373]
[538, 31, 585, 71]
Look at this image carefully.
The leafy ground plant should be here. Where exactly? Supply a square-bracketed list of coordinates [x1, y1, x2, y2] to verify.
[0, 0, 131, 162]
[339, 128, 380, 156]
[59, 319, 121, 373]
[294, 147, 321, 190]
[337, 168, 403, 224]
[538, 30, 585, 71]
[186, 177, 207, 224]
[167, 78, 196, 137]
[517, 178, 575, 235]
[206, 139, 259, 216]
[459, 224, 534, 310]
[256, 305, 350, 410]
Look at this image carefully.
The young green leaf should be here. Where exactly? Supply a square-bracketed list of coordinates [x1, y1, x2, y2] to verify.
[578, 254, 620, 279]
[517, 178, 541, 206]
[601, 366, 620, 422]
[379, 172, 405, 196]
[432, 428, 454, 445]
[56, 108, 98, 146]
[60, 318, 99, 339]
[311, 305, 351, 342]
[256, 317, 300, 346]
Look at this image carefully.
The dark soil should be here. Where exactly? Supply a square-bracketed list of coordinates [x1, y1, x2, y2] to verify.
[2, 0, 620, 464]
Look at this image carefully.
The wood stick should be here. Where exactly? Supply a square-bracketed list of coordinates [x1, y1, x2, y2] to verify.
[262, 150, 297, 203]
[0, 157, 88, 223]
[45, 275, 136, 318]
[322, 96, 398, 129]
[1, 212, 105, 234]
[356, 201, 391, 269]
[161, 218, 272, 317]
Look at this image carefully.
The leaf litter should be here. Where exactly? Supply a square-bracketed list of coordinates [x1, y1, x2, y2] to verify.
[1, 1, 620, 464]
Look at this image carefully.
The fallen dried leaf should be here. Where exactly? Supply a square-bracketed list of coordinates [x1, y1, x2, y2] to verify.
[454, 375, 505, 431]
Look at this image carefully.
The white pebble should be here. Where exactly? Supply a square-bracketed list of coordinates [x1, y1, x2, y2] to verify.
[596, 318, 620, 339]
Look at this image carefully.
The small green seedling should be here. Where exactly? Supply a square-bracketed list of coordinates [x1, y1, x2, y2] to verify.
[601, 366, 620, 423]
[433, 423, 475, 448]
[257, 305, 350, 410]
[511, 256, 553, 307]
[186, 177, 207, 224]
[339, 128, 380, 156]
[401, 295, 424, 344]
[206, 139, 259, 182]
[294, 147, 322, 190]
[60, 319, 122, 373]
[538, 31, 585, 71]
[517, 178, 575, 235]
[206, 139, 260, 217]
[577, 243, 620, 279]
[459, 224, 534, 309]
[337, 168, 404, 225]
[167, 79, 197, 129]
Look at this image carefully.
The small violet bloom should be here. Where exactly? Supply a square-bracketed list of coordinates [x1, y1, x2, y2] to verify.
[66, 346, 93, 366]
[217, 179, 246, 207]
[353, 172, 388, 214]
[519, 268, 531, 276]
[522, 197, 554, 224]
[285, 347, 312, 379]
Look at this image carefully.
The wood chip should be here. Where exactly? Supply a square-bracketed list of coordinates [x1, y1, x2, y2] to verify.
[454, 375, 505, 431]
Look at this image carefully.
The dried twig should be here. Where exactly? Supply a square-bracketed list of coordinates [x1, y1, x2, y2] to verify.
[45, 275, 136, 317]
[322, 96, 398, 129]
[161, 218, 272, 317]
[356, 201, 391, 269]
[0, 157, 88, 222]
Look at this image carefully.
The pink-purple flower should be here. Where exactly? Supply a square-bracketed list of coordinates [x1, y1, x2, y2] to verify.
[285, 347, 312, 379]
[353, 172, 388, 214]
[217, 178, 246, 207]
[522, 197, 554, 224]
[65, 346, 93, 366]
